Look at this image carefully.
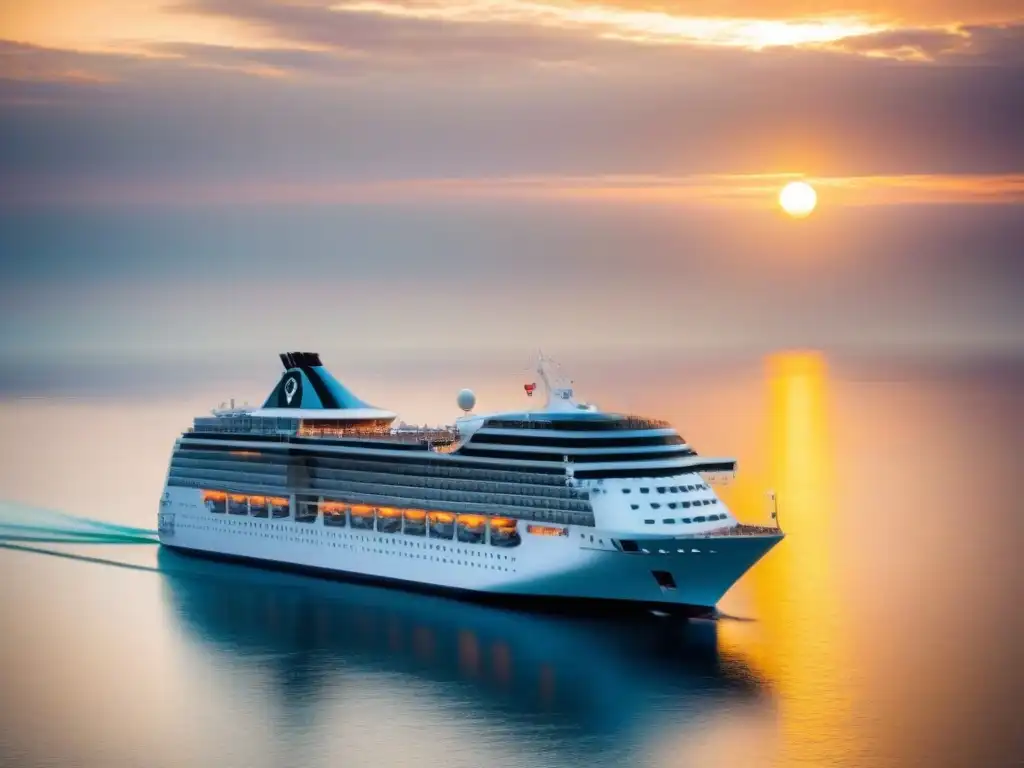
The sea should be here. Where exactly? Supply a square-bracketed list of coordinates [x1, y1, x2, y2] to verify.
[0, 351, 1021, 768]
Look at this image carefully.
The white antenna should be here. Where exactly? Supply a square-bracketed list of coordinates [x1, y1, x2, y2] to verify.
[536, 349, 554, 401]
[535, 350, 579, 410]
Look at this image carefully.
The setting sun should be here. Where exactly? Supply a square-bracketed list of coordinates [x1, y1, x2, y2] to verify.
[779, 181, 818, 217]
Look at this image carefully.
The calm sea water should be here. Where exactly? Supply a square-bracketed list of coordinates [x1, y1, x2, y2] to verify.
[0, 352, 1021, 768]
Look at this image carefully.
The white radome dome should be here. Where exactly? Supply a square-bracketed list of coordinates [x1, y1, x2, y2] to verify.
[456, 388, 476, 412]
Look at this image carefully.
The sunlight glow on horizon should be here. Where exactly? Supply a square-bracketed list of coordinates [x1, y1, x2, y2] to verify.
[6, 172, 1021, 208]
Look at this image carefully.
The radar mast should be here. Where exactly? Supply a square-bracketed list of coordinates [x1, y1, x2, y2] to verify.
[535, 350, 581, 411]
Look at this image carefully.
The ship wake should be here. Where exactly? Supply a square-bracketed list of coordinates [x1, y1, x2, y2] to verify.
[0, 501, 159, 545]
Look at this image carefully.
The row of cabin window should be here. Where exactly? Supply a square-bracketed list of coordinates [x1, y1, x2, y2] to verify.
[642, 513, 728, 525]
[630, 499, 719, 511]
[322, 507, 525, 547]
[622, 483, 709, 495]
[201, 490, 523, 546]
[203, 492, 290, 518]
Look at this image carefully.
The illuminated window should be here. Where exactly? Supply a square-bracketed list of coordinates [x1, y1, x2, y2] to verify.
[526, 524, 567, 537]
[322, 502, 348, 527]
[377, 507, 401, 533]
[202, 490, 227, 514]
[403, 509, 427, 536]
[428, 512, 455, 539]
[269, 497, 290, 519]
[457, 515, 486, 543]
[490, 518, 521, 548]
[350, 504, 375, 530]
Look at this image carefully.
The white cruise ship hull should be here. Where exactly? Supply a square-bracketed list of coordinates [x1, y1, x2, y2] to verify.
[158, 486, 782, 616]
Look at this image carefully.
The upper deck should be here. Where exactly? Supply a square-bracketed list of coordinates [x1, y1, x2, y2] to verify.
[191, 414, 460, 450]
[188, 350, 735, 476]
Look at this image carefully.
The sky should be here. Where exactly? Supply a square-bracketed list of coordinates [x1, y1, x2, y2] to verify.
[1, 0, 1022, 383]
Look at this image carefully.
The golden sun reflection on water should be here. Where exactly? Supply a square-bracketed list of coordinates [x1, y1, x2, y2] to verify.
[717, 351, 858, 767]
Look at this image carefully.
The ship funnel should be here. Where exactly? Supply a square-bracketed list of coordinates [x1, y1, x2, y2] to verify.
[262, 351, 379, 411]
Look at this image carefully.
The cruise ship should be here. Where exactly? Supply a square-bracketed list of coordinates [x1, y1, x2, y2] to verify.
[157, 351, 783, 617]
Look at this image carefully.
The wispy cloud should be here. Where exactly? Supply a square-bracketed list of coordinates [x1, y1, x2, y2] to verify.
[168, 0, 1024, 64]
[326, 0, 886, 49]
[0, 0, 286, 53]
[821, 22, 1024, 61]
[5, 172, 1022, 207]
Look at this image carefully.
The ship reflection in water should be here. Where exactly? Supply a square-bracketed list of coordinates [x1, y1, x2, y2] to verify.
[157, 546, 767, 768]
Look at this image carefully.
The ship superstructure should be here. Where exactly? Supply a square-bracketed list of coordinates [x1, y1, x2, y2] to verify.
[157, 351, 783, 616]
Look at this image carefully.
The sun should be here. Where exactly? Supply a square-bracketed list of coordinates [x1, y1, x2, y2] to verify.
[779, 181, 817, 218]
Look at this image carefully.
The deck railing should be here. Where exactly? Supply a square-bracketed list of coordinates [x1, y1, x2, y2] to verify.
[690, 523, 781, 538]
[296, 426, 459, 445]
[189, 418, 460, 447]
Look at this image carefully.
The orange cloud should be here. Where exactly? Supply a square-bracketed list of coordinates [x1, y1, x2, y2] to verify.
[585, 0, 1024, 26]
[0, 0, 295, 53]
[333, 0, 887, 49]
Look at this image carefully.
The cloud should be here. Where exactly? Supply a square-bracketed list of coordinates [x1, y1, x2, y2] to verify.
[4, 172, 1023, 208]
[0, 40, 124, 84]
[170, 0, 1024, 63]
[1, 5, 1022, 191]
[177, 0, 890, 56]
[580, 0, 1024, 26]
[3, 33, 1022, 188]
[3, 3, 1023, 83]
[826, 22, 1024, 62]
[825, 27, 971, 60]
